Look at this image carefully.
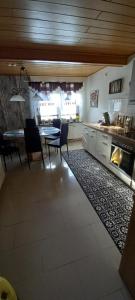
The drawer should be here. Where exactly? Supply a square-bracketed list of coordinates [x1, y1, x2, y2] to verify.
[98, 152, 108, 165]
[96, 140, 111, 161]
[96, 139, 110, 151]
[97, 131, 112, 144]
[89, 128, 97, 134]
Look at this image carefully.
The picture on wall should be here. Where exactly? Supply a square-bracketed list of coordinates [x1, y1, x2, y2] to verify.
[109, 78, 123, 94]
[90, 90, 99, 107]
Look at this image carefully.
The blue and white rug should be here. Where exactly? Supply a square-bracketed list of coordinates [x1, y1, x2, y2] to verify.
[63, 149, 133, 253]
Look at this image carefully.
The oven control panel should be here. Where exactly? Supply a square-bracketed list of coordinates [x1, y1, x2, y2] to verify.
[112, 138, 134, 153]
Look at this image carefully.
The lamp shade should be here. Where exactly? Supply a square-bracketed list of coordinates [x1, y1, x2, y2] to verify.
[32, 93, 43, 101]
[9, 94, 25, 102]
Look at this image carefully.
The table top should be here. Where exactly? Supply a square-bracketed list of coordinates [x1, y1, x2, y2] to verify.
[4, 127, 60, 138]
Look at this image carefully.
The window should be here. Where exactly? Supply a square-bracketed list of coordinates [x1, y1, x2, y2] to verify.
[38, 90, 81, 121]
[39, 92, 60, 121]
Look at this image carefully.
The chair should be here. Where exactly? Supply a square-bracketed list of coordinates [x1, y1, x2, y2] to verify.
[45, 118, 61, 146]
[0, 132, 22, 171]
[48, 123, 69, 161]
[52, 119, 61, 130]
[24, 126, 45, 169]
[25, 118, 36, 128]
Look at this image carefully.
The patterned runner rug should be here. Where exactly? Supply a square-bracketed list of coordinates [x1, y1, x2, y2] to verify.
[63, 149, 133, 253]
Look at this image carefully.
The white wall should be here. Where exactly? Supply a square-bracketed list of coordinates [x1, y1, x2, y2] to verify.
[85, 61, 133, 123]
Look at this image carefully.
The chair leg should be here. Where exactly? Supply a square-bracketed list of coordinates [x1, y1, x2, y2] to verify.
[67, 143, 69, 156]
[27, 153, 31, 169]
[48, 145, 50, 160]
[3, 155, 7, 171]
[41, 150, 45, 168]
[17, 150, 22, 165]
[45, 138, 47, 148]
[60, 147, 62, 162]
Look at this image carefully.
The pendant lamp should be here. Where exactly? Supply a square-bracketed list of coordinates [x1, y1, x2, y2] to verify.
[9, 66, 29, 102]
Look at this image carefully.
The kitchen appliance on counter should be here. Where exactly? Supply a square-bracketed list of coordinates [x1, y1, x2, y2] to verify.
[116, 115, 125, 127]
[124, 116, 133, 133]
[103, 112, 110, 125]
[110, 137, 134, 177]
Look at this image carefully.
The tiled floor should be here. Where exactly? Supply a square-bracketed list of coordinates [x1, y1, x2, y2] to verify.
[0, 141, 133, 300]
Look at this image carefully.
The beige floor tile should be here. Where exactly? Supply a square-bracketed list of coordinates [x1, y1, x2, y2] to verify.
[74, 253, 124, 300]
[0, 141, 133, 300]
[0, 226, 15, 251]
[41, 225, 100, 272]
[100, 290, 125, 300]
[0, 241, 43, 284]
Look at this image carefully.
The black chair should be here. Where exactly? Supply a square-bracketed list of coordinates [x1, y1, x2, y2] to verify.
[0, 132, 22, 170]
[48, 123, 69, 161]
[25, 118, 36, 128]
[24, 126, 45, 169]
[45, 119, 61, 146]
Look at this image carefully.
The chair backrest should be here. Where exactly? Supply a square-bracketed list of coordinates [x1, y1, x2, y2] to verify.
[60, 123, 68, 146]
[25, 118, 36, 128]
[0, 132, 4, 146]
[0, 132, 7, 148]
[52, 119, 61, 129]
[24, 126, 42, 153]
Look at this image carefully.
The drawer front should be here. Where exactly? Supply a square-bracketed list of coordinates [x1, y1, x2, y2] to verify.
[97, 140, 111, 154]
[88, 128, 97, 135]
[97, 131, 112, 144]
[98, 152, 109, 165]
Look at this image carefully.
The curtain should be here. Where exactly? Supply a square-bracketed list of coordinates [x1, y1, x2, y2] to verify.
[29, 81, 83, 92]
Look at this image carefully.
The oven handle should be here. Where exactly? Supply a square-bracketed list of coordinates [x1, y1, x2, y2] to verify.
[111, 144, 134, 155]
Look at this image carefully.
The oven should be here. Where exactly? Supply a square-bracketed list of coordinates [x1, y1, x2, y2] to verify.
[110, 138, 134, 177]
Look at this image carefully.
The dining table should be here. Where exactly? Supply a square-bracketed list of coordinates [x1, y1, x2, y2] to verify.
[3, 126, 60, 139]
[3, 126, 60, 162]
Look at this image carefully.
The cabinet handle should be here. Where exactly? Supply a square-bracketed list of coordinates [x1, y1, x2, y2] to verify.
[103, 142, 108, 146]
[102, 135, 108, 139]
[91, 130, 96, 133]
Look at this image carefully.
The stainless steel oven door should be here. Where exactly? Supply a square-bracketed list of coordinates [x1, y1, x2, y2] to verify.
[110, 144, 134, 177]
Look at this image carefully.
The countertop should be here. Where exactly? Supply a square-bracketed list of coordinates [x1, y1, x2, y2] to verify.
[83, 122, 135, 147]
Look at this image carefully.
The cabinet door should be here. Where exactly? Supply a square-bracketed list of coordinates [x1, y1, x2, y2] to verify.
[88, 129, 97, 155]
[68, 123, 83, 139]
[74, 124, 83, 139]
[83, 127, 89, 151]
[96, 131, 112, 165]
[68, 124, 75, 139]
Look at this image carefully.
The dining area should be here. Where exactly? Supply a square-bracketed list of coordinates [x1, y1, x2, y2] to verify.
[0, 118, 69, 171]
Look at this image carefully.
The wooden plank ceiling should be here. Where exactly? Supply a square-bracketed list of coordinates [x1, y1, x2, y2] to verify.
[0, 60, 105, 77]
[0, 0, 135, 75]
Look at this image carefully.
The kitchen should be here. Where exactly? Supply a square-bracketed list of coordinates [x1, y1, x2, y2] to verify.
[1, 0, 135, 298]
[82, 58, 135, 189]
[1, 58, 135, 299]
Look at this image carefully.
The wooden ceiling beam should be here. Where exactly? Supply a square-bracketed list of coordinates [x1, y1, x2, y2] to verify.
[0, 45, 128, 65]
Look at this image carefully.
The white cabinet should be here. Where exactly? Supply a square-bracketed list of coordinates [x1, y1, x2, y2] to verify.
[68, 123, 83, 140]
[87, 128, 97, 156]
[0, 156, 5, 189]
[96, 131, 112, 166]
[83, 126, 112, 168]
[82, 126, 89, 151]
[83, 127, 97, 155]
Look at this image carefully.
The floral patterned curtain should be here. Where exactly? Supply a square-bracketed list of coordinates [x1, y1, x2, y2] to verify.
[29, 81, 83, 93]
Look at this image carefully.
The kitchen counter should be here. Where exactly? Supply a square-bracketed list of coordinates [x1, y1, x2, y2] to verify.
[83, 122, 135, 149]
